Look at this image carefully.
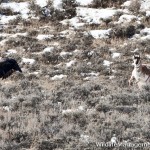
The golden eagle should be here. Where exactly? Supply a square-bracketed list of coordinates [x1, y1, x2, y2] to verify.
[0, 58, 22, 79]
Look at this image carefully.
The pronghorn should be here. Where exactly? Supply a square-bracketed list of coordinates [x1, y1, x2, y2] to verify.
[129, 54, 150, 90]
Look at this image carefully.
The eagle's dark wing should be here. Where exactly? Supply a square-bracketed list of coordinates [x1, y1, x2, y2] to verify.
[2, 70, 14, 79]
[0, 58, 22, 79]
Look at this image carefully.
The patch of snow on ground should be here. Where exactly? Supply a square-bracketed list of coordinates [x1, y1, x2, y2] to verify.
[35, 0, 47, 7]
[1, 2, 29, 19]
[80, 134, 90, 143]
[76, 7, 121, 24]
[60, 29, 76, 38]
[43, 47, 54, 53]
[112, 53, 120, 59]
[0, 33, 11, 37]
[140, 0, 150, 11]
[121, 1, 131, 7]
[29, 71, 39, 75]
[0, 32, 27, 38]
[0, 15, 17, 24]
[117, 14, 136, 24]
[140, 27, 150, 35]
[10, 32, 28, 38]
[62, 106, 85, 115]
[141, 35, 150, 40]
[22, 58, 35, 65]
[66, 60, 76, 68]
[76, 0, 93, 6]
[90, 29, 111, 39]
[3, 106, 11, 112]
[81, 72, 99, 81]
[122, 0, 150, 12]
[53, 0, 63, 10]
[146, 11, 150, 16]
[73, 49, 81, 53]
[60, 17, 85, 29]
[51, 74, 67, 80]
[0, 39, 8, 45]
[5, 49, 17, 55]
[60, 51, 72, 57]
[133, 28, 150, 41]
[146, 54, 150, 59]
[81, 72, 99, 77]
[37, 34, 54, 40]
[109, 76, 115, 79]
[103, 60, 112, 66]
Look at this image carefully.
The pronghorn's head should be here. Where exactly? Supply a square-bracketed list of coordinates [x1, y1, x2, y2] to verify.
[133, 54, 141, 66]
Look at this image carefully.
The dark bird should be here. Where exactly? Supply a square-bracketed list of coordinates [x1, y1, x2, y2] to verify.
[0, 58, 22, 79]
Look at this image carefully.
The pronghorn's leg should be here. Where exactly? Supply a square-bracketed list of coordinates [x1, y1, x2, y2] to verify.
[128, 75, 134, 86]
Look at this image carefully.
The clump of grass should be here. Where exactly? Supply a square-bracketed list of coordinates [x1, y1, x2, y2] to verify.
[29, 0, 77, 23]
[29, 1, 42, 16]
[112, 25, 136, 39]
[8, 16, 22, 25]
[128, 0, 141, 14]
[28, 30, 39, 37]
[0, 7, 20, 16]
[89, 0, 126, 8]
[41, 50, 62, 65]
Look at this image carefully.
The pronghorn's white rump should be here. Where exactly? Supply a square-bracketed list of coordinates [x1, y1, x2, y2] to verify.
[129, 54, 150, 90]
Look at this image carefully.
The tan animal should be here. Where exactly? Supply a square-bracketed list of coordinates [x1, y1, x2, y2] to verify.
[129, 54, 150, 90]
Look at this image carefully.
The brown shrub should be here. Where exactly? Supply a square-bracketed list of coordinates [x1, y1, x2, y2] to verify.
[89, 0, 126, 8]
[8, 16, 22, 25]
[128, 0, 141, 14]
[0, 7, 20, 16]
[112, 25, 136, 38]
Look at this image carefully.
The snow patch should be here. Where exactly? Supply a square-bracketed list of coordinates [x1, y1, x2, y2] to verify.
[117, 14, 137, 24]
[3, 106, 11, 112]
[112, 53, 120, 59]
[121, 1, 131, 7]
[109, 76, 115, 79]
[140, 27, 150, 35]
[103, 60, 112, 66]
[62, 106, 85, 115]
[0, 15, 17, 24]
[81, 72, 99, 77]
[76, 7, 121, 24]
[35, 0, 47, 7]
[1, 2, 29, 19]
[10, 32, 28, 38]
[146, 11, 150, 17]
[140, 35, 150, 40]
[51, 74, 67, 80]
[90, 29, 111, 39]
[80, 134, 90, 143]
[60, 51, 72, 57]
[60, 17, 85, 29]
[76, 0, 93, 6]
[22, 58, 35, 65]
[66, 60, 76, 68]
[5, 49, 17, 55]
[37, 34, 54, 40]
[140, 0, 150, 11]
[43, 47, 54, 53]
[60, 29, 76, 38]
[146, 54, 150, 59]
[53, 0, 63, 10]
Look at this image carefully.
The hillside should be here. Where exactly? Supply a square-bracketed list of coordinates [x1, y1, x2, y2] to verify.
[0, 0, 150, 149]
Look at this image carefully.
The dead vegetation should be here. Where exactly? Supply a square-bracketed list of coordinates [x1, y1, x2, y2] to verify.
[0, 0, 150, 149]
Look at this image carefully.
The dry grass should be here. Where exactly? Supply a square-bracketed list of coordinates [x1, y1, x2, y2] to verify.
[0, 0, 150, 149]
[128, 0, 141, 14]
[89, 0, 126, 8]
